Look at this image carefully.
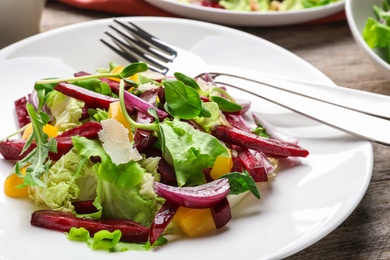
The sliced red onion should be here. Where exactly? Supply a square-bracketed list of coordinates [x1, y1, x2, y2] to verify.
[123, 90, 168, 120]
[153, 178, 230, 208]
[252, 113, 298, 145]
[29, 89, 39, 109]
[235, 98, 251, 114]
[225, 113, 251, 132]
[254, 150, 275, 175]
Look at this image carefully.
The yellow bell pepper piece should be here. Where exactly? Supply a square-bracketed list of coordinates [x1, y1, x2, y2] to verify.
[210, 150, 233, 180]
[21, 123, 58, 140]
[173, 207, 216, 237]
[4, 167, 28, 198]
[108, 66, 139, 83]
[108, 101, 133, 141]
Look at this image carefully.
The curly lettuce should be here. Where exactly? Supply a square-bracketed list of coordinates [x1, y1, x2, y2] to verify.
[72, 136, 162, 226]
[46, 90, 84, 133]
[28, 149, 97, 213]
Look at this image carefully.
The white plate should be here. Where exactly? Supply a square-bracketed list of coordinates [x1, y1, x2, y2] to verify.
[144, 0, 345, 26]
[0, 17, 372, 260]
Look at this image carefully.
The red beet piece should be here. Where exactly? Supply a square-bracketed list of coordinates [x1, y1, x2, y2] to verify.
[56, 121, 102, 139]
[210, 198, 231, 229]
[0, 121, 102, 161]
[237, 148, 268, 182]
[0, 139, 30, 160]
[14, 96, 30, 128]
[149, 200, 179, 245]
[31, 210, 149, 243]
[211, 125, 309, 158]
[55, 83, 119, 110]
[72, 200, 98, 215]
[144, 148, 178, 186]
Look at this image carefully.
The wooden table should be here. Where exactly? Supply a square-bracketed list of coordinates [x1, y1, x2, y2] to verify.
[40, 1, 390, 259]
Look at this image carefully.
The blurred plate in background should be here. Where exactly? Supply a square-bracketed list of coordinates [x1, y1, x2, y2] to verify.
[143, 0, 345, 26]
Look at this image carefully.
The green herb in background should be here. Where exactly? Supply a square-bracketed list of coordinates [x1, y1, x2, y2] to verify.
[363, 1, 390, 63]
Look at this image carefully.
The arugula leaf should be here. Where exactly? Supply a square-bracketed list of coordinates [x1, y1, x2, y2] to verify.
[119, 62, 149, 78]
[34, 81, 58, 111]
[14, 104, 57, 187]
[163, 79, 205, 119]
[222, 171, 260, 199]
[173, 72, 204, 94]
[211, 95, 242, 112]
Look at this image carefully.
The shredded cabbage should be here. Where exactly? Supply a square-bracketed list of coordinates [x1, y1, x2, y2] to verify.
[46, 90, 84, 133]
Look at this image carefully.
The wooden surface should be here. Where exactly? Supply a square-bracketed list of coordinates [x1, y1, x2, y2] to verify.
[40, 1, 390, 259]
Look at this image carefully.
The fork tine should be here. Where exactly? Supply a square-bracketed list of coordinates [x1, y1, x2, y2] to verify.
[100, 37, 138, 64]
[114, 19, 177, 57]
[101, 30, 170, 74]
[107, 25, 173, 64]
[101, 19, 182, 74]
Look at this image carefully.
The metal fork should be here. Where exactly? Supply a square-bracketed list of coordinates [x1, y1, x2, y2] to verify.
[101, 19, 390, 146]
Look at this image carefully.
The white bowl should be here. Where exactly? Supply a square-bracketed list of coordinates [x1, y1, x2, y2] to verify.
[345, 0, 390, 81]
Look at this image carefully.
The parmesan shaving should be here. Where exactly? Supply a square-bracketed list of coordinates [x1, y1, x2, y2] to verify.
[98, 118, 142, 165]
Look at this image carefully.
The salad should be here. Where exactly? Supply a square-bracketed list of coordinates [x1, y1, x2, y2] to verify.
[363, 0, 390, 63]
[0, 62, 309, 252]
[178, 0, 342, 12]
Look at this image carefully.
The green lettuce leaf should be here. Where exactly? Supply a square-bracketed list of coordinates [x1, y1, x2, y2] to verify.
[72, 136, 161, 226]
[363, 7, 390, 63]
[159, 118, 230, 187]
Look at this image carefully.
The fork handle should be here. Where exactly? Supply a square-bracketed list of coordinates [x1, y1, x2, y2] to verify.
[205, 65, 390, 119]
[203, 65, 390, 145]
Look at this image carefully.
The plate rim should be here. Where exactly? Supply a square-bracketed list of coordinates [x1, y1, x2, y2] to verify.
[0, 16, 373, 260]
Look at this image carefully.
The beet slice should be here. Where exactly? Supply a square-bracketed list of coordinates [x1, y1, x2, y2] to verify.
[237, 148, 268, 182]
[211, 125, 309, 158]
[72, 200, 98, 215]
[149, 200, 179, 245]
[31, 210, 149, 243]
[14, 96, 30, 128]
[0, 139, 29, 160]
[0, 121, 102, 161]
[144, 148, 178, 186]
[55, 83, 119, 110]
[210, 198, 231, 229]
[55, 121, 102, 139]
